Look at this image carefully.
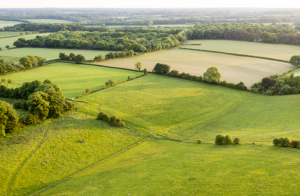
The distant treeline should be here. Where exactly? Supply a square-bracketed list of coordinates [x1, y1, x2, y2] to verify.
[10, 23, 300, 51]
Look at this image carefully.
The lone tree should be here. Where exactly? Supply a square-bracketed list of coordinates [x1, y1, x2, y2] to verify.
[75, 54, 85, 64]
[5, 45, 10, 50]
[290, 55, 300, 67]
[135, 62, 142, 71]
[203, 67, 221, 83]
[153, 63, 170, 74]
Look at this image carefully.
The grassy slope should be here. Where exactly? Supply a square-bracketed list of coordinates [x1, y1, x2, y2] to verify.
[80, 74, 247, 132]
[24, 19, 73, 23]
[0, 62, 142, 98]
[0, 48, 110, 60]
[100, 49, 291, 87]
[0, 20, 22, 28]
[0, 33, 49, 51]
[185, 40, 300, 61]
[80, 74, 300, 144]
[0, 111, 148, 196]
[41, 139, 300, 196]
[0, 32, 24, 38]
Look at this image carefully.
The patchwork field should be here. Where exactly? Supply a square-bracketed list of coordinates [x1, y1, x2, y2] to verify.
[0, 48, 110, 60]
[0, 111, 148, 196]
[0, 32, 24, 38]
[24, 19, 73, 23]
[40, 139, 300, 196]
[0, 62, 142, 98]
[0, 33, 49, 50]
[80, 74, 300, 144]
[183, 40, 300, 61]
[99, 49, 292, 87]
[0, 20, 22, 28]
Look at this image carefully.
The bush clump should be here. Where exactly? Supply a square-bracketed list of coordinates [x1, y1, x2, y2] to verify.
[13, 101, 23, 109]
[215, 134, 234, 145]
[97, 112, 110, 122]
[291, 140, 300, 148]
[273, 137, 291, 147]
[197, 139, 203, 144]
[108, 115, 125, 127]
[233, 138, 242, 145]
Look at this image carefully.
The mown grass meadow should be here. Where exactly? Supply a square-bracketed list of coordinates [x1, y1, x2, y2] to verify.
[0, 62, 143, 98]
[40, 139, 300, 196]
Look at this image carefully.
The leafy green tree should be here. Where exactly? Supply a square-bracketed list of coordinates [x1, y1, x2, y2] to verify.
[128, 50, 134, 57]
[148, 21, 154, 27]
[59, 52, 66, 60]
[0, 100, 20, 135]
[13, 38, 27, 47]
[69, 53, 76, 61]
[5, 45, 10, 49]
[135, 62, 142, 71]
[27, 91, 50, 121]
[108, 79, 115, 86]
[290, 55, 300, 67]
[74, 54, 85, 64]
[19, 56, 32, 68]
[203, 67, 222, 83]
[34, 56, 46, 66]
[153, 63, 170, 74]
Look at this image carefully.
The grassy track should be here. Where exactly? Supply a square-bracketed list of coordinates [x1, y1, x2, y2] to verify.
[0, 62, 143, 98]
[0, 48, 110, 60]
[80, 74, 300, 144]
[40, 139, 300, 196]
[24, 19, 73, 23]
[80, 74, 247, 132]
[0, 20, 22, 28]
[184, 40, 300, 61]
[99, 48, 292, 87]
[0, 111, 148, 196]
[0, 33, 49, 51]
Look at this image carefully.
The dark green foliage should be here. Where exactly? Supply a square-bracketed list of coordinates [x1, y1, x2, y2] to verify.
[143, 68, 148, 75]
[8, 79, 12, 83]
[26, 114, 39, 125]
[13, 101, 23, 109]
[273, 137, 291, 147]
[75, 54, 85, 64]
[168, 70, 179, 77]
[59, 52, 66, 60]
[203, 67, 222, 83]
[291, 140, 299, 148]
[97, 112, 110, 122]
[108, 115, 125, 127]
[86, 89, 90, 93]
[64, 55, 70, 60]
[223, 135, 233, 145]
[197, 139, 203, 144]
[1, 79, 6, 83]
[69, 53, 76, 61]
[290, 55, 300, 67]
[108, 79, 115, 86]
[233, 138, 242, 145]
[35, 56, 46, 66]
[153, 63, 170, 74]
[215, 134, 225, 145]
[0, 100, 20, 135]
[105, 52, 115, 59]
[22, 101, 28, 110]
[128, 76, 131, 80]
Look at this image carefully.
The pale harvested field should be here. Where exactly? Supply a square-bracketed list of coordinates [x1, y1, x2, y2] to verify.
[183, 40, 300, 61]
[99, 49, 292, 87]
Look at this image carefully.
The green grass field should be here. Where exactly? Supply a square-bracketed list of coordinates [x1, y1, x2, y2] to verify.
[0, 48, 110, 60]
[99, 48, 291, 87]
[40, 139, 300, 196]
[0, 111, 148, 196]
[79, 74, 300, 144]
[0, 32, 24, 38]
[0, 62, 142, 98]
[0, 20, 22, 28]
[24, 19, 73, 23]
[0, 33, 49, 51]
[183, 40, 300, 61]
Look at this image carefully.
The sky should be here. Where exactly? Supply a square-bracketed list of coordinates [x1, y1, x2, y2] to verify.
[1, 0, 300, 8]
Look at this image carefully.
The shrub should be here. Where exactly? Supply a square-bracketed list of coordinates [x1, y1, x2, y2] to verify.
[169, 69, 179, 77]
[108, 79, 115, 86]
[215, 134, 225, 145]
[128, 76, 131, 80]
[22, 102, 28, 110]
[197, 139, 203, 144]
[220, 81, 228, 87]
[26, 114, 39, 125]
[13, 101, 23, 109]
[143, 68, 148, 75]
[8, 79, 12, 83]
[59, 52, 66, 60]
[108, 115, 124, 127]
[203, 67, 221, 83]
[74, 54, 85, 64]
[86, 89, 90, 93]
[273, 137, 291, 147]
[69, 53, 76, 61]
[153, 63, 170, 74]
[97, 112, 105, 120]
[0, 100, 20, 134]
[102, 113, 110, 122]
[233, 138, 241, 145]
[291, 140, 299, 148]
[223, 135, 233, 145]
[1, 79, 6, 83]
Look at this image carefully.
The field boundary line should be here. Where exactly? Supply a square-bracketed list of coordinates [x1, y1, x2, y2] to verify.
[179, 47, 289, 63]
[29, 136, 150, 196]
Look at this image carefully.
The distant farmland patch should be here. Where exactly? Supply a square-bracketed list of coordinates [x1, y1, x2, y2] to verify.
[0, 20, 22, 28]
[98, 49, 292, 87]
[24, 19, 73, 23]
[0, 62, 142, 98]
[183, 40, 300, 61]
